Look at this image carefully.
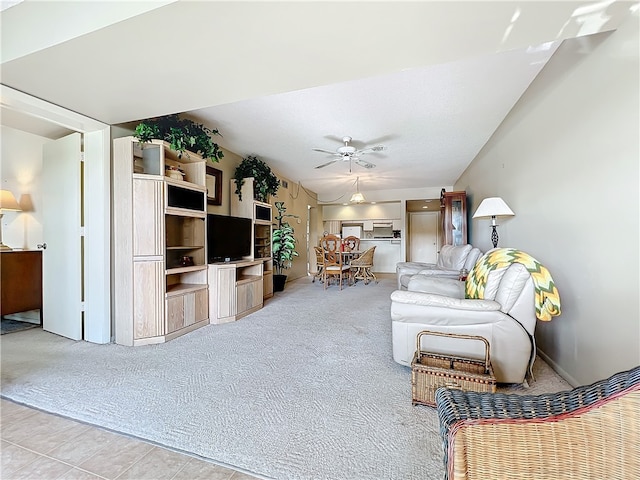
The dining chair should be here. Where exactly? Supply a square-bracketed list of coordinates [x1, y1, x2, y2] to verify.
[320, 234, 351, 290]
[350, 246, 377, 285]
[342, 236, 360, 252]
[312, 246, 325, 283]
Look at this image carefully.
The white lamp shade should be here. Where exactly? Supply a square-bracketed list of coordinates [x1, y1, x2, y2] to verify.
[0, 190, 21, 211]
[472, 197, 514, 218]
[350, 177, 365, 203]
[350, 191, 365, 203]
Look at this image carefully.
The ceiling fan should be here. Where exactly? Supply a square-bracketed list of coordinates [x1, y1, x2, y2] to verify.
[312, 136, 385, 172]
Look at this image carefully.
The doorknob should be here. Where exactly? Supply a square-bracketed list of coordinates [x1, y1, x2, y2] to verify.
[37, 243, 47, 250]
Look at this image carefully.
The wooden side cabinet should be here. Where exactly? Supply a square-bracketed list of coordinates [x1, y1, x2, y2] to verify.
[208, 260, 263, 324]
[0, 250, 43, 322]
[440, 189, 467, 246]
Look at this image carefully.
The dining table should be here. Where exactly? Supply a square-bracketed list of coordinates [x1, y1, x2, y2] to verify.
[341, 250, 362, 265]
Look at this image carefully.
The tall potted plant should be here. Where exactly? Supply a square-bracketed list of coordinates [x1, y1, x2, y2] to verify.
[272, 201, 298, 292]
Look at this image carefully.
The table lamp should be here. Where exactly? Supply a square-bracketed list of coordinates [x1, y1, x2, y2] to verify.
[0, 189, 22, 251]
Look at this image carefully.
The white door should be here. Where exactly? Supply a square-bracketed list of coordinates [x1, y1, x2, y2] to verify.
[42, 133, 83, 340]
[408, 212, 439, 264]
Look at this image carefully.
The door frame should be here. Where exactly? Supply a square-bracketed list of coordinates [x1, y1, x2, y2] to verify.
[1, 85, 111, 343]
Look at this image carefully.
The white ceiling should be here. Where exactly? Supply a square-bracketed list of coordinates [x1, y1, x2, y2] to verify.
[1, 1, 636, 201]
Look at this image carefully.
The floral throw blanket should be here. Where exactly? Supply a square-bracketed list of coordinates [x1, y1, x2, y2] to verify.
[465, 248, 561, 321]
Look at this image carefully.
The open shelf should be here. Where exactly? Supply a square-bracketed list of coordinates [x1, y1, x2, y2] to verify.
[166, 283, 208, 297]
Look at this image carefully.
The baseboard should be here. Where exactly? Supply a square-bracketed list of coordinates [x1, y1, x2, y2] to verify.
[537, 349, 579, 388]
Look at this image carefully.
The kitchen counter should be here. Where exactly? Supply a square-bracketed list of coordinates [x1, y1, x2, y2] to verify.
[359, 239, 401, 273]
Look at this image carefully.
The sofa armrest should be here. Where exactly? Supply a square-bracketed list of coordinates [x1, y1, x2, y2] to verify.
[390, 291, 501, 311]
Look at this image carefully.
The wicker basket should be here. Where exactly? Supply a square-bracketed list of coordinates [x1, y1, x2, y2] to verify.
[411, 331, 496, 407]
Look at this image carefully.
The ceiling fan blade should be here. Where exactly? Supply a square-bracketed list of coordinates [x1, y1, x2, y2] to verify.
[315, 160, 338, 169]
[358, 145, 386, 155]
[312, 148, 340, 155]
[355, 159, 376, 169]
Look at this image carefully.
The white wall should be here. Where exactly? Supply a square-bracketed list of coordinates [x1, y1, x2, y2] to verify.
[0, 125, 47, 250]
[456, 18, 639, 386]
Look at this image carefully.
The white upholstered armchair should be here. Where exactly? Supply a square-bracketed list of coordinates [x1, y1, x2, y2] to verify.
[391, 248, 561, 384]
[396, 244, 482, 290]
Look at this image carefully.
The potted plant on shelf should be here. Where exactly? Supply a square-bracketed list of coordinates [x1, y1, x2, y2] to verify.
[134, 114, 224, 162]
[233, 155, 279, 202]
[272, 201, 298, 292]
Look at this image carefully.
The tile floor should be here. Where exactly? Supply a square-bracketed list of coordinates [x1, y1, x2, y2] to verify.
[1, 398, 262, 480]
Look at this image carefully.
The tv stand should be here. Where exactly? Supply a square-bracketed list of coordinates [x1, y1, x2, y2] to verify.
[208, 259, 263, 324]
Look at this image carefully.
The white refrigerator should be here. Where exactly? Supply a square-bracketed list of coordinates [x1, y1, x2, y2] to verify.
[341, 226, 362, 239]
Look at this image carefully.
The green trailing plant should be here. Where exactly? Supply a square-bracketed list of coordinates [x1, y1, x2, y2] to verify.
[272, 201, 299, 276]
[134, 114, 224, 162]
[233, 155, 279, 202]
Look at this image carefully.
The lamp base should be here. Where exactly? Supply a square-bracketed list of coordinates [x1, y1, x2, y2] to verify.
[491, 225, 499, 248]
[0, 243, 13, 251]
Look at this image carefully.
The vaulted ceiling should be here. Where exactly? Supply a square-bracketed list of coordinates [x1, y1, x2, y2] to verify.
[2, 1, 636, 200]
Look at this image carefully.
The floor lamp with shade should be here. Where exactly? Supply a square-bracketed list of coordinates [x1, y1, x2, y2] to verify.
[0, 189, 22, 251]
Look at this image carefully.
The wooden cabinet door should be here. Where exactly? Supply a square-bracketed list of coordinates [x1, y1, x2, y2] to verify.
[194, 288, 208, 322]
[133, 260, 164, 339]
[133, 179, 163, 256]
[237, 279, 263, 315]
[166, 295, 185, 333]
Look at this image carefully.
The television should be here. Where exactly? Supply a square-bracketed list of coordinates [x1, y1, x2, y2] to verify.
[207, 214, 253, 263]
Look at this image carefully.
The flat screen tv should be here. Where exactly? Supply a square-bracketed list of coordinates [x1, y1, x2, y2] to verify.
[207, 214, 252, 263]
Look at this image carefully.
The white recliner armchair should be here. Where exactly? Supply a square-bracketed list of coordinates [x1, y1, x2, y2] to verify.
[396, 244, 482, 290]
[391, 259, 539, 384]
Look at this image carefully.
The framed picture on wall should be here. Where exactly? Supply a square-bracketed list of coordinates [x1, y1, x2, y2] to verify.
[206, 166, 222, 205]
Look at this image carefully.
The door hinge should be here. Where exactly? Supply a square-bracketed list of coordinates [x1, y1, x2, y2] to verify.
[80, 152, 85, 162]
[80, 301, 85, 312]
[80, 226, 85, 236]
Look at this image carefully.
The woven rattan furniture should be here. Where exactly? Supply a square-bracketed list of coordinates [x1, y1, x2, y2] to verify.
[312, 246, 324, 283]
[350, 246, 377, 284]
[436, 365, 640, 480]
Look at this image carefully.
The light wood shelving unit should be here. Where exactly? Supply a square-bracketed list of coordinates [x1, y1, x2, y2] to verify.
[230, 177, 274, 300]
[113, 136, 209, 346]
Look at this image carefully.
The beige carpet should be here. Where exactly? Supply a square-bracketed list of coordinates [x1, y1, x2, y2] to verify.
[0, 274, 570, 480]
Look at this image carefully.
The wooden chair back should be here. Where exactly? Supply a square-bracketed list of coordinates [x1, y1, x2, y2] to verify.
[321, 234, 343, 267]
[342, 236, 360, 252]
[320, 234, 350, 289]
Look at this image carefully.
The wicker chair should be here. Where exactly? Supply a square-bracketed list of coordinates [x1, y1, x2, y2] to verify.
[350, 246, 377, 285]
[312, 246, 324, 283]
[436, 365, 640, 480]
